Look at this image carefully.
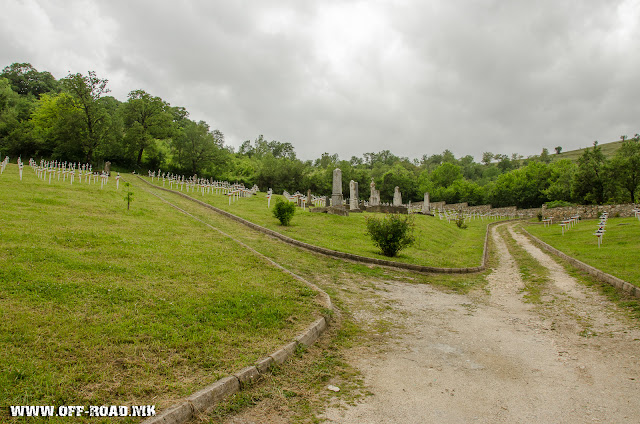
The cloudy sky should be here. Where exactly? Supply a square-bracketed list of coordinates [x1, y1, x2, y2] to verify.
[1, 0, 639, 162]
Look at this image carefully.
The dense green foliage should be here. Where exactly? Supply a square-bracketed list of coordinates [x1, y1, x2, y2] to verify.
[365, 214, 416, 257]
[2, 62, 639, 208]
[273, 198, 296, 226]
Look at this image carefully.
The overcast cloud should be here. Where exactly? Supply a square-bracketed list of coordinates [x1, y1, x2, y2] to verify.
[2, 0, 639, 161]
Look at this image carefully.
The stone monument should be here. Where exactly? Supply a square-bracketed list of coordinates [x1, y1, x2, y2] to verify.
[349, 180, 359, 210]
[393, 186, 402, 206]
[369, 178, 380, 206]
[104, 161, 111, 176]
[332, 168, 343, 207]
[422, 192, 430, 213]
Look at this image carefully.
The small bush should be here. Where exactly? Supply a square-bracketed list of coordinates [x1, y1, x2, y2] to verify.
[273, 198, 296, 226]
[365, 214, 415, 257]
[536, 211, 543, 222]
[455, 213, 468, 229]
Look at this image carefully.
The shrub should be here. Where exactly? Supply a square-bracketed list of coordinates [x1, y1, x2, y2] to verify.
[455, 212, 468, 229]
[365, 214, 415, 257]
[536, 211, 543, 221]
[273, 198, 296, 226]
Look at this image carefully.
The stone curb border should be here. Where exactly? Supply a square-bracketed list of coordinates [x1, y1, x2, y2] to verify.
[136, 176, 503, 274]
[131, 179, 334, 424]
[520, 227, 640, 299]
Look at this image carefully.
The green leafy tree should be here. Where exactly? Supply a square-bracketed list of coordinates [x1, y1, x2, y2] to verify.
[572, 141, 607, 204]
[430, 162, 463, 188]
[60, 71, 110, 162]
[608, 139, 640, 203]
[365, 214, 415, 257]
[539, 148, 551, 163]
[542, 159, 577, 203]
[171, 120, 227, 176]
[1, 63, 59, 98]
[31, 92, 86, 160]
[380, 163, 418, 202]
[122, 89, 173, 166]
[0, 77, 38, 157]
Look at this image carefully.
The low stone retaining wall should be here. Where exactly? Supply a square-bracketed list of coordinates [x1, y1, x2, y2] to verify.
[521, 227, 640, 299]
[541, 204, 638, 220]
[363, 205, 408, 214]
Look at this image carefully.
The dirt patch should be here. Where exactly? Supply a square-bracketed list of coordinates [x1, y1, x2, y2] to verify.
[321, 223, 640, 423]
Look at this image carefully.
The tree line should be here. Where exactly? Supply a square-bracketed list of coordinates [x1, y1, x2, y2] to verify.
[1, 62, 639, 207]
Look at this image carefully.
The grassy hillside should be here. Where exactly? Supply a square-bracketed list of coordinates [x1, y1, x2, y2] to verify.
[140, 176, 497, 268]
[0, 164, 321, 422]
[551, 139, 627, 162]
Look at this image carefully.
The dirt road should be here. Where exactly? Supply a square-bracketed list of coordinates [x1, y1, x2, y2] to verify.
[321, 223, 640, 423]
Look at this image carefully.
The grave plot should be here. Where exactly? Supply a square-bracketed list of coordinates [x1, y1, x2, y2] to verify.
[0, 164, 321, 418]
[526, 216, 640, 288]
[141, 176, 490, 269]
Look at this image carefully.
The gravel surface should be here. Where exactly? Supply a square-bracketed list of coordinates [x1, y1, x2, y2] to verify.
[321, 223, 640, 423]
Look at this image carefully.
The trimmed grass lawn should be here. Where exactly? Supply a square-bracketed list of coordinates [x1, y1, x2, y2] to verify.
[141, 177, 494, 268]
[525, 217, 640, 287]
[0, 164, 320, 421]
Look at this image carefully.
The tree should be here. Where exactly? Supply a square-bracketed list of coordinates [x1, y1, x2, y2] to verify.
[60, 71, 110, 162]
[572, 141, 607, 204]
[538, 148, 551, 163]
[481, 152, 494, 166]
[122, 89, 172, 165]
[608, 139, 640, 203]
[31, 92, 86, 160]
[542, 159, 577, 203]
[429, 162, 463, 188]
[554, 146, 562, 154]
[380, 163, 418, 202]
[0, 77, 38, 157]
[1, 63, 59, 98]
[171, 120, 227, 176]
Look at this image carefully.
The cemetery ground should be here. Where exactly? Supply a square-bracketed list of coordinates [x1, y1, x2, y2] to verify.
[3, 166, 640, 423]
[140, 176, 487, 268]
[138, 181, 640, 423]
[0, 164, 324, 422]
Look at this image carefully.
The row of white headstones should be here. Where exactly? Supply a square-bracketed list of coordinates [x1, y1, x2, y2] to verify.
[149, 170, 260, 205]
[0, 157, 123, 190]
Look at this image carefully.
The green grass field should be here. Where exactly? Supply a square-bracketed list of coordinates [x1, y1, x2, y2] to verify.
[141, 177, 494, 268]
[0, 164, 322, 422]
[525, 217, 640, 287]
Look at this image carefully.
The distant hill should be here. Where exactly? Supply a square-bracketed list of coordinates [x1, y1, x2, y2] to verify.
[551, 139, 629, 162]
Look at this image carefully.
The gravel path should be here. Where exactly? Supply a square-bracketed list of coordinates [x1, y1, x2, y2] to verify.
[321, 223, 640, 423]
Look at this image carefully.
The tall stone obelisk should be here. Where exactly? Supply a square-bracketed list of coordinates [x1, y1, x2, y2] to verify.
[332, 168, 343, 207]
